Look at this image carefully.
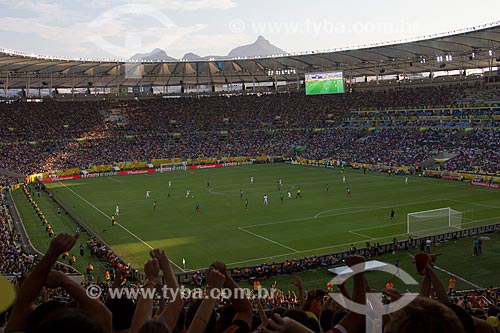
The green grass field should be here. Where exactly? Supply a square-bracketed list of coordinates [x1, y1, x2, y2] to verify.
[13, 164, 500, 276]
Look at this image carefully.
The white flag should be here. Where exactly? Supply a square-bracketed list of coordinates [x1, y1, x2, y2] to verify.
[182, 258, 186, 266]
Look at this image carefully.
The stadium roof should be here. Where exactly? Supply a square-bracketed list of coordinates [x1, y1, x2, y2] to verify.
[1, 21, 500, 89]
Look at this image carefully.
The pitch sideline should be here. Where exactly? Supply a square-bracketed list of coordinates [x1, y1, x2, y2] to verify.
[57, 181, 186, 272]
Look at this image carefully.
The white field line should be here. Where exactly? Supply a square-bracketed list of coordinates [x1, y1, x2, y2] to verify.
[209, 184, 295, 196]
[433, 265, 482, 289]
[349, 230, 377, 241]
[404, 253, 481, 289]
[449, 199, 500, 209]
[314, 206, 381, 218]
[208, 189, 232, 196]
[237, 227, 300, 253]
[208, 183, 243, 196]
[351, 221, 408, 232]
[468, 216, 500, 224]
[224, 251, 297, 266]
[107, 177, 122, 183]
[57, 182, 185, 272]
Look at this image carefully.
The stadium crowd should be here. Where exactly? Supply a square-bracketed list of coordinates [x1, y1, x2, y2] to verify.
[0, 86, 499, 178]
[2, 232, 500, 333]
[0, 193, 35, 275]
[0, 175, 18, 188]
[442, 129, 500, 173]
[1, 85, 500, 332]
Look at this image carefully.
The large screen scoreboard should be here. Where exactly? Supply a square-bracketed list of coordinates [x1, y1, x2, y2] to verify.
[305, 71, 345, 95]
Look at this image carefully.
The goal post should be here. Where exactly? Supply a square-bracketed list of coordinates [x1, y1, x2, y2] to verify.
[407, 207, 462, 236]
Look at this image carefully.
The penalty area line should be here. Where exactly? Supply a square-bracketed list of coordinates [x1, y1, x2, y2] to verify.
[351, 221, 407, 232]
[314, 206, 381, 218]
[449, 199, 500, 209]
[57, 181, 186, 272]
[348, 230, 376, 241]
[237, 227, 300, 253]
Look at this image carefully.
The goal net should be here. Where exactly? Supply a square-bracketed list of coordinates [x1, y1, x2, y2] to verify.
[407, 207, 462, 236]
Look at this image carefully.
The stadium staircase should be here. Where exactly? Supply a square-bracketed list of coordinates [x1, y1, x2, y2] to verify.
[284, 145, 296, 158]
[286, 100, 357, 158]
[334, 100, 357, 127]
[284, 129, 315, 158]
[420, 128, 465, 169]
[454, 88, 500, 104]
[451, 129, 467, 143]
[421, 151, 460, 170]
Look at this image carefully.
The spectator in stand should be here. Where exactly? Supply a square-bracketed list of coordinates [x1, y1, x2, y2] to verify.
[128, 249, 182, 333]
[5, 233, 113, 333]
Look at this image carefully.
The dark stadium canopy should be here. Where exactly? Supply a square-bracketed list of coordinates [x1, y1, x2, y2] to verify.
[1, 22, 499, 89]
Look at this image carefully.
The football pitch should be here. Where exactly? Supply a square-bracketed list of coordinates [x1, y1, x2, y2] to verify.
[20, 164, 500, 272]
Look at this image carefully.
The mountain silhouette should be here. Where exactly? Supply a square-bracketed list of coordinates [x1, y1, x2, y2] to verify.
[129, 36, 286, 61]
[228, 35, 286, 58]
[129, 48, 177, 61]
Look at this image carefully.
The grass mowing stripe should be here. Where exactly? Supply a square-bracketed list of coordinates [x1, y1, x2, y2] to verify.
[57, 181, 185, 272]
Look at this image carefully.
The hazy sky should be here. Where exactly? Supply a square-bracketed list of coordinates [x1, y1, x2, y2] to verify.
[0, 0, 498, 59]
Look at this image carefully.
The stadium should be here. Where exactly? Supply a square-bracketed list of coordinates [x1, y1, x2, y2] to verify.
[1, 6, 500, 333]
